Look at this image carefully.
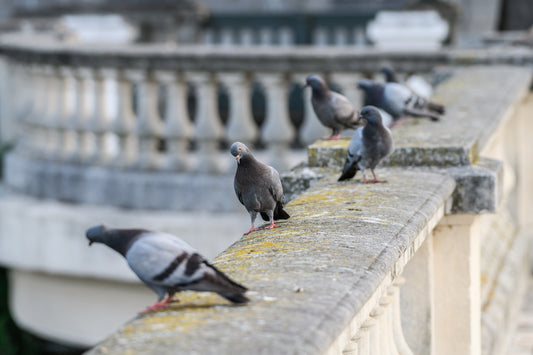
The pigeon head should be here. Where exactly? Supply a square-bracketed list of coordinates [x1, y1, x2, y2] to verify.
[305, 75, 327, 92]
[86, 225, 108, 246]
[380, 66, 398, 83]
[230, 142, 252, 164]
[357, 79, 375, 93]
[358, 106, 383, 126]
[86, 225, 147, 256]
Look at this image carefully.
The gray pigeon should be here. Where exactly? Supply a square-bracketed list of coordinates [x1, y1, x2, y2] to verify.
[381, 66, 443, 110]
[305, 75, 360, 140]
[338, 106, 394, 183]
[86, 225, 249, 313]
[358, 79, 444, 124]
[230, 142, 290, 235]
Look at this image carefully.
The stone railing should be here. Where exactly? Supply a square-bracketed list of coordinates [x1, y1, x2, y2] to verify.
[80, 66, 533, 355]
[0, 33, 448, 211]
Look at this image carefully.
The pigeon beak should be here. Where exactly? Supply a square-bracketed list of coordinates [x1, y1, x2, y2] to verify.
[236, 155, 241, 164]
[357, 114, 364, 124]
[88, 238, 94, 246]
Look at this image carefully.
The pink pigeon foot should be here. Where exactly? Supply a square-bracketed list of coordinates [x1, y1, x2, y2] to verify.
[265, 221, 281, 229]
[140, 297, 172, 314]
[244, 227, 259, 235]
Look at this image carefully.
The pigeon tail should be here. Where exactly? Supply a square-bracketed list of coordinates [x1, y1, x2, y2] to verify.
[221, 292, 250, 304]
[427, 102, 445, 114]
[274, 202, 290, 220]
[338, 163, 359, 181]
[204, 262, 249, 304]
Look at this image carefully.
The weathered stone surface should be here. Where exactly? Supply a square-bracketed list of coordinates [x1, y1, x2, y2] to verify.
[280, 164, 325, 202]
[86, 168, 455, 354]
[307, 66, 531, 169]
[445, 157, 502, 213]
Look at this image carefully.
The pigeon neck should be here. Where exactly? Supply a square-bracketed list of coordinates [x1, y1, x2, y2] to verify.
[311, 86, 328, 99]
[105, 229, 147, 257]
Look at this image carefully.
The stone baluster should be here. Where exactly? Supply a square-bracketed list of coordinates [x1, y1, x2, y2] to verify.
[294, 73, 329, 145]
[334, 27, 348, 46]
[68, 67, 95, 163]
[154, 70, 193, 171]
[219, 72, 258, 148]
[313, 27, 329, 46]
[188, 71, 224, 173]
[112, 69, 137, 169]
[330, 72, 365, 112]
[357, 318, 376, 355]
[126, 69, 162, 170]
[342, 333, 361, 355]
[257, 72, 295, 171]
[259, 28, 273, 46]
[220, 28, 234, 46]
[14, 64, 34, 156]
[42, 65, 60, 158]
[279, 27, 293, 46]
[240, 28, 254, 46]
[379, 293, 395, 355]
[391, 278, 414, 355]
[28, 65, 48, 158]
[87, 68, 113, 165]
[368, 310, 381, 355]
[54, 67, 76, 161]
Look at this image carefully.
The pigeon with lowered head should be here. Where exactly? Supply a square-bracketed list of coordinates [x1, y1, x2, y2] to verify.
[338, 106, 394, 183]
[230, 142, 290, 235]
[358, 78, 444, 124]
[86, 225, 249, 313]
[305, 75, 360, 140]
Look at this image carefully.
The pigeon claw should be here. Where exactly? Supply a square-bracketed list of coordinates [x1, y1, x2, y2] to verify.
[140, 298, 172, 314]
[324, 134, 341, 140]
[265, 224, 281, 229]
[244, 227, 259, 235]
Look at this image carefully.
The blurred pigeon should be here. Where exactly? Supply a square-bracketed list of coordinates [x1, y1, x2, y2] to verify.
[305, 75, 360, 140]
[381, 65, 435, 101]
[338, 106, 394, 183]
[357, 79, 444, 124]
[86, 225, 249, 313]
[230, 142, 290, 235]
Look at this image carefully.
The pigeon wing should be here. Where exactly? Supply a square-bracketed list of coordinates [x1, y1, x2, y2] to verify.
[329, 92, 357, 128]
[338, 128, 364, 181]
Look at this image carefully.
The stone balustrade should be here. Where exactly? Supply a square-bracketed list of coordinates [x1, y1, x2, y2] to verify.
[0, 33, 450, 211]
[76, 66, 532, 354]
[0, 32, 533, 353]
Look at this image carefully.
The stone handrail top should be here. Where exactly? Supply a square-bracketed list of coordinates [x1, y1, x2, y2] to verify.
[87, 168, 455, 354]
[309, 66, 531, 168]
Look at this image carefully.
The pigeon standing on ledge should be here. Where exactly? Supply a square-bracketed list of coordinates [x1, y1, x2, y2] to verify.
[231, 142, 290, 235]
[305, 75, 360, 140]
[86, 225, 249, 313]
[338, 106, 394, 183]
[358, 79, 444, 124]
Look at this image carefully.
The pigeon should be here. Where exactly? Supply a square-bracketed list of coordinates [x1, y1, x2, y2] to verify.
[357, 79, 444, 124]
[338, 106, 394, 183]
[305, 74, 360, 140]
[230, 142, 290, 235]
[86, 225, 249, 313]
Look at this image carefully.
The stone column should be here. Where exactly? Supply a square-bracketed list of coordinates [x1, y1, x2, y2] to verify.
[257, 72, 294, 171]
[189, 71, 224, 173]
[219, 72, 258, 148]
[70, 67, 95, 163]
[433, 215, 481, 355]
[154, 70, 193, 171]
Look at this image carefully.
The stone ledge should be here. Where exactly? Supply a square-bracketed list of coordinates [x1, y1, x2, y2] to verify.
[308, 66, 531, 168]
[86, 168, 455, 354]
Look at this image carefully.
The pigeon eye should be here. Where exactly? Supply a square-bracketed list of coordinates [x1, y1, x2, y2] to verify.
[238, 146, 242, 152]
